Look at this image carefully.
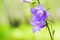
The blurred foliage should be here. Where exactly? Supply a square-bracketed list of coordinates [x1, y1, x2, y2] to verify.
[0, 0, 60, 40]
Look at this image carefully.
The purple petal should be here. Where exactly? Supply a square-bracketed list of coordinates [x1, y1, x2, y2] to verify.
[30, 15, 46, 28]
[38, 4, 43, 8]
[33, 26, 40, 33]
[31, 8, 37, 15]
[23, 0, 32, 3]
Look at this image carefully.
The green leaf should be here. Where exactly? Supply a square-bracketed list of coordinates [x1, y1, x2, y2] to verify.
[46, 8, 50, 10]
[30, 1, 38, 8]
[52, 29, 55, 36]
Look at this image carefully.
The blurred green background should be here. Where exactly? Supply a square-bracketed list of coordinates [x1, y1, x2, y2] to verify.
[0, 0, 60, 40]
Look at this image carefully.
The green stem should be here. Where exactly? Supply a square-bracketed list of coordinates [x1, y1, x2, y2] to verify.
[37, 0, 40, 4]
[46, 21, 54, 40]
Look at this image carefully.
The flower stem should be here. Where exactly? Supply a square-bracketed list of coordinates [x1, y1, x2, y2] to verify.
[46, 21, 54, 40]
[37, 0, 40, 4]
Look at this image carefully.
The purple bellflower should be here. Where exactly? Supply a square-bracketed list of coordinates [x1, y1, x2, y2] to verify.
[30, 4, 49, 33]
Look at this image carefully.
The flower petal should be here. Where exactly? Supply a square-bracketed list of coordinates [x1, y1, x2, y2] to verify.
[38, 4, 43, 8]
[23, 0, 32, 3]
[31, 8, 37, 15]
[33, 26, 40, 33]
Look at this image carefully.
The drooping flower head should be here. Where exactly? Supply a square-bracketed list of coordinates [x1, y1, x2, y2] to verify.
[30, 4, 49, 33]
